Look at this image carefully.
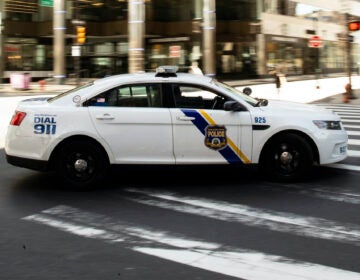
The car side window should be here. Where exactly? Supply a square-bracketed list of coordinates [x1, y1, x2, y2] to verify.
[172, 84, 227, 110]
[117, 86, 148, 107]
[84, 84, 162, 108]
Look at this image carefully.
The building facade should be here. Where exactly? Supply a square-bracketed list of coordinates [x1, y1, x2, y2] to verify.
[0, 0, 359, 81]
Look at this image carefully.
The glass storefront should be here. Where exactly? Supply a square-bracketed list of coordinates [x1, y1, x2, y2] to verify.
[265, 36, 304, 75]
[216, 41, 258, 78]
[1, 0, 358, 80]
[4, 38, 53, 71]
[263, 35, 349, 76]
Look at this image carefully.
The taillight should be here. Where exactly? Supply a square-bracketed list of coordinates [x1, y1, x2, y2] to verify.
[10, 111, 27, 126]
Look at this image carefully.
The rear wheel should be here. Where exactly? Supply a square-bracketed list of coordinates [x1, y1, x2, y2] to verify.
[55, 140, 109, 190]
[260, 133, 314, 182]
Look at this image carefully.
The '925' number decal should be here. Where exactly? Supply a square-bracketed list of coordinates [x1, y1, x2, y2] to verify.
[254, 116, 266, 124]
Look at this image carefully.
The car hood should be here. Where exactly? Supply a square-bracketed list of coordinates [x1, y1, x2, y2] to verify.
[260, 99, 335, 116]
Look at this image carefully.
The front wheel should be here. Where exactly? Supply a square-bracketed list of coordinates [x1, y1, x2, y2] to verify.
[55, 140, 109, 190]
[260, 133, 314, 182]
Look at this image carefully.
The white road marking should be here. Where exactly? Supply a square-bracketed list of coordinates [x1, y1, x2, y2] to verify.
[24, 213, 124, 241]
[346, 150, 360, 157]
[344, 124, 360, 129]
[328, 163, 360, 172]
[342, 118, 360, 123]
[338, 113, 360, 117]
[124, 188, 360, 245]
[23, 205, 360, 280]
[348, 138, 360, 145]
[134, 247, 360, 280]
[347, 130, 360, 136]
[269, 182, 360, 204]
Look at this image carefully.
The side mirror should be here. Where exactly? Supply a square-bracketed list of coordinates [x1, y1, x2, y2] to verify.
[243, 87, 252, 95]
[224, 101, 245, 111]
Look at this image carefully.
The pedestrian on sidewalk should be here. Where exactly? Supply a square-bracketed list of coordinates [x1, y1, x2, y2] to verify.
[269, 66, 285, 94]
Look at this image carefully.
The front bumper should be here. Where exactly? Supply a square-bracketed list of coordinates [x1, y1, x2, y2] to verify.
[316, 130, 348, 164]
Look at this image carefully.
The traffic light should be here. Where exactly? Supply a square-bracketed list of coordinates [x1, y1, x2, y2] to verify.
[76, 26, 86, 44]
[348, 21, 360, 31]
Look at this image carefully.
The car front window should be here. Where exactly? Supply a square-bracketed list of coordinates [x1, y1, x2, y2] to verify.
[171, 84, 227, 110]
[212, 80, 259, 106]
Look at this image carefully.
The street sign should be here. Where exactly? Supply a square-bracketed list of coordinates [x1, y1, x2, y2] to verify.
[40, 0, 53, 7]
[308, 35, 322, 48]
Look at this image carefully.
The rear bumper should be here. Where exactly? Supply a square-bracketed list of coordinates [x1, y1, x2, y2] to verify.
[6, 154, 49, 172]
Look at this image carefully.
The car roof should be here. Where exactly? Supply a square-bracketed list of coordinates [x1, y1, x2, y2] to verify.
[48, 68, 218, 105]
[92, 71, 214, 88]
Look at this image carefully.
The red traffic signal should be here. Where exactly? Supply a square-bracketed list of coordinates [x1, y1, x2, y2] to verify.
[348, 21, 360, 31]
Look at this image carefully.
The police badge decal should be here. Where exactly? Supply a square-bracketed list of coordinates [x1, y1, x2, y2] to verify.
[204, 125, 227, 150]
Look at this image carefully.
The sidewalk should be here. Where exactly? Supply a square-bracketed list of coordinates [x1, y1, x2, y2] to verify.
[0, 82, 75, 97]
[1, 75, 360, 105]
[310, 90, 360, 105]
[227, 75, 360, 105]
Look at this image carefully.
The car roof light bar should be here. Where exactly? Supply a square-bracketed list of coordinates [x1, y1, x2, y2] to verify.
[155, 65, 178, 77]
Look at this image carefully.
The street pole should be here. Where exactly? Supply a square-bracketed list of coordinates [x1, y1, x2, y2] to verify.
[128, 0, 145, 73]
[346, 13, 353, 97]
[0, 8, 4, 86]
[53, 0, 66, 84]
[203, 0, 216, 77]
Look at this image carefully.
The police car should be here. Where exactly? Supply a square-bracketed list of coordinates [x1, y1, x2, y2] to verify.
[5, 66, 348, 189]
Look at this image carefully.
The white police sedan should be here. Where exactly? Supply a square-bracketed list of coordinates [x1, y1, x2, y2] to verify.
[5, 66, 348, 189]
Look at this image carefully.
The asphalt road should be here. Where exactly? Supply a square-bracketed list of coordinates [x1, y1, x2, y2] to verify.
[1, 150, 360, 280]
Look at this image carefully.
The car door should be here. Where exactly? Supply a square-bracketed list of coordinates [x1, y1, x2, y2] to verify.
[85, 83, 175, 164]
[168, 83, 253, 164]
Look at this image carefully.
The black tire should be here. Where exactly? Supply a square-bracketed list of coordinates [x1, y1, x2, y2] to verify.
[260, 133, 314, 182]
[55, 140, 109, 190]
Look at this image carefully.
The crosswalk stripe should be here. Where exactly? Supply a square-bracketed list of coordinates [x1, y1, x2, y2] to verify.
[124, 188, 360, 245]
[346, 130, 360, 136]
[317, 104, 360, 169]
[134, 247, 360, 280]
[23, 205, 360, 280]
[269, 181, 360, 204]
[342, 118, 360, 123]
[348, 138, 360, 145]
[347, 149, 360, 157]
[344, 124, 360, 129]
[328, 163, 360, 171]
[337, 113, 360, 115]
[334, 108, 360, 111]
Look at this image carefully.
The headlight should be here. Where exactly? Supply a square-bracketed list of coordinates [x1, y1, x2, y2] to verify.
[313, 120, 342, 130]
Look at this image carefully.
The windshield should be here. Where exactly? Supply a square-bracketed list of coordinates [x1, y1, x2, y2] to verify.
[212, 80, 259, 106]
[47, 82, 94, 103]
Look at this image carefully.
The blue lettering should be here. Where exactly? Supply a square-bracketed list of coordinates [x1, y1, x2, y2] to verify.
[34, 116, 56, 124]
[34, 124, 57, 135]
[254, 116, 266, 124]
